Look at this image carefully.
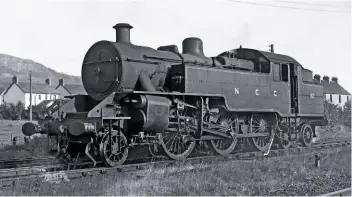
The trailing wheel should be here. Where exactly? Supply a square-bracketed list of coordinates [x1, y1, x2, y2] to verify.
[249, 114, 275, 151]
[210, 115, 238, 156]
[99, 130, 129, 166]
[276, 127, 291, 149]
[300, 124, 313, 147]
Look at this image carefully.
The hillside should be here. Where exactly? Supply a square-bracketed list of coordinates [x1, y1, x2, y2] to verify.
[0, 53, 82, 93]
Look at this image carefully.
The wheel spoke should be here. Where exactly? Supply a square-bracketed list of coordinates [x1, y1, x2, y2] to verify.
[210, 115, 238, 156]
[160, 107, 196, 160]
[250, 114, 274, 151]
[100, 130, 129, 167]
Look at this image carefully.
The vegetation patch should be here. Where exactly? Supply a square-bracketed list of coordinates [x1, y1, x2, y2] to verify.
[1, 146, 350, 196]
[0, 136, 50, 160]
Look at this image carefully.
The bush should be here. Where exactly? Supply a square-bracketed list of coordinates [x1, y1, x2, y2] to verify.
[0, 135, 50, 159]
[342, 101, 351, 128]
[323, 99, 351, 131]
[0, 101, 25, 120]
[0, 101, 49, 120]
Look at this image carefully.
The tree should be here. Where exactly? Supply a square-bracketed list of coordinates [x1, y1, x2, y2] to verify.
[8, 103, 18, 120]
[0, 101, 25, 120]
[324, 99, 342, 129]
[15, 101, 25, 120]
[342, 101, 351, 128]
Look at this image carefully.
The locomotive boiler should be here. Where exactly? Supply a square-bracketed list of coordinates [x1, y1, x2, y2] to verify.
[22, 23, 328, 167]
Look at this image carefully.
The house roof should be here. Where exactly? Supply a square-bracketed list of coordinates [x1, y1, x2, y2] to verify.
[321, 81, 350, 95]
[3, 82, 58, 95]
[57, 84, 87, 95]
[65, 84, 87, 95]
[0, 87, 5, 95]
[17, 82, 58, 94]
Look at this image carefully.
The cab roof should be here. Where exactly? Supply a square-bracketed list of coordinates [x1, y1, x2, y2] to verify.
[219, 48, 303, 67]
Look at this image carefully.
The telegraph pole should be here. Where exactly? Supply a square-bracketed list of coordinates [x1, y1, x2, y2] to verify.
[29, 71, 32, 121]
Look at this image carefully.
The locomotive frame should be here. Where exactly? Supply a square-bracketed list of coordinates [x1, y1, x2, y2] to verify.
[22, 23, 328, 167]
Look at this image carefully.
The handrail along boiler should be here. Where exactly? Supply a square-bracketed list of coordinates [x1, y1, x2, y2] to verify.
[22, 23, 328, 166]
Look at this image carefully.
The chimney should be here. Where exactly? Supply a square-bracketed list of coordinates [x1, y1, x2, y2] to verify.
[12, 76, 18, 84]
[113, 23, 133, 44]
[59, 79, 64, 86]
[45, 78, 51, 86]
[331, 77, 338, 83]
[314, 74, 321, 83]
[269, 44, 274, 53]
[182, 37, 205, 57]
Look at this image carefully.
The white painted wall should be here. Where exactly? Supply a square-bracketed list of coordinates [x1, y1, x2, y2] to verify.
[3, 84, 60, 109]
[325, 93, 351, 109]
[24, 93, 60, 109]
[3, 84, 25, 106]
[55, 86, 71, 99]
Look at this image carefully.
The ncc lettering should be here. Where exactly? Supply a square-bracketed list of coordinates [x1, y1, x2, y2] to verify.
[234, 88, 279, 97]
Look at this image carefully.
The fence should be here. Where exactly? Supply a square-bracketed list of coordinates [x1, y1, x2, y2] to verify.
[0, 133, 25, 147]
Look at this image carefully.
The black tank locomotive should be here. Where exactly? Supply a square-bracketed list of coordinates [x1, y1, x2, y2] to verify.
[22, 23, 328, 166]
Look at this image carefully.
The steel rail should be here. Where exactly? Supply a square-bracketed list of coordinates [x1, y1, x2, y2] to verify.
[319, 188, 351, 196]
[0, 156, 57, 169]
[0, 139, 349, 187]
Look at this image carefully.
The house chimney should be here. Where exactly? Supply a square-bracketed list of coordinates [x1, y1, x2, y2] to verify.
[113, 23, 133, 44]
[182, 37, 205, 57]
[269, 44, 274, 53]
[331, 77, 338, 83]
[45, 78, 51, 86]
[323, 76, 330, 83]
[59, 79, 64, 86]
[314, 74, 321, 83]
[12, 76, 18, 84]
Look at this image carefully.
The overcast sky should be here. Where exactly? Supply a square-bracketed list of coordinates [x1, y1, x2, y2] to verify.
[0, 0, 351, 93]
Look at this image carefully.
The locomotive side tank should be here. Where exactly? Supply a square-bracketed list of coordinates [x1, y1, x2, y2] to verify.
[170, 48, 325, 117]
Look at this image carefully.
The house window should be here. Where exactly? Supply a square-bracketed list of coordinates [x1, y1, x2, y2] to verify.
[45, 94, 48, 100]
[38, 95, 41, 100]
[330, 94, 332, 102]
[339, 95, 341, 103]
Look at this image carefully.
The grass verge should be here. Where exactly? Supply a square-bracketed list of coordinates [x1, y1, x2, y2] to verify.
[0, 146, 350, 196]
[0, 136, 50, 160]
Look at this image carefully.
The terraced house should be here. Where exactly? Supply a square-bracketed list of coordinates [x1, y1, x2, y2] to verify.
[55, 78, 87, 99]
[314, 75, 351, 109]
[2, 76, 60, 109]
[0, 87, 5, 105]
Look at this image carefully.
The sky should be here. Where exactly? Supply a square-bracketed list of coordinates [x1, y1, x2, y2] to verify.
[0, 0, 351, 93]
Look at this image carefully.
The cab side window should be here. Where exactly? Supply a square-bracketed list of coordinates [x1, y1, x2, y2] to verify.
[273, 63, 289, 82]
[281, 64, 289, 82]
[259, 57, 270, 73]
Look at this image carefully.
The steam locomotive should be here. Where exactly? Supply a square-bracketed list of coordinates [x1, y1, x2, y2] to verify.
[22, 23, 328, 167]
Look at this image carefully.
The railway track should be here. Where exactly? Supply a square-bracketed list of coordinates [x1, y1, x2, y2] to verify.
[0, 156, 57, 169]
[319, 188, 351, 196]
[0, 138, 349, 187]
